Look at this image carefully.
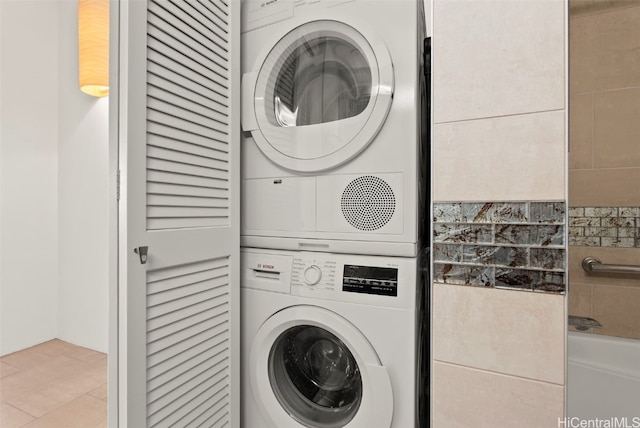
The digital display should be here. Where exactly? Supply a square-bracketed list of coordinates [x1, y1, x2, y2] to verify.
[342, 265, 398, 296]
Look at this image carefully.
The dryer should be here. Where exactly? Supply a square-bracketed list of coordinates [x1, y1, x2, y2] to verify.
[241, 247, 429, 428]
[241, 0, 430, 257]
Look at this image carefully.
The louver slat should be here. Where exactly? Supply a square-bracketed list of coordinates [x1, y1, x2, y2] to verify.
[183, 0, 229, 36]
[147, 52, 229, 109]
[146, 0, 230, 232]
[147, 93, 228, 136]
[147, 332, 227, 381]
[148, 135, 227, 161]
[148, 144, 227, 172]
[147, 109, 228, 142]
[148, 372, 228, 426]
[147, 217, 228, 230]
[148, 72, 228, 118]
[147, 122, 228, 154]
[147, 269, 228, 306]
[148, 1, 228, 65]
[147, 194, 227, 208]
[147, 257, 228, 283]
[147, 158, 228, 181]
[147, 287, 228, 322]
[144, 0, 232, 425]
[147, 336, 228, 390]
[147, 32, 227, 92]
[146, 257, 230, 428]
[147, 84, 229, 127]
[148, 183, 226, 199]
[147, 353, 228, 407]
[147, 207, 228, 220]
[148, 169, 227, 191]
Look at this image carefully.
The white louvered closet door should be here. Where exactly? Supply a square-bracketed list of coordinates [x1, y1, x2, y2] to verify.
[115, 0, 240, 426]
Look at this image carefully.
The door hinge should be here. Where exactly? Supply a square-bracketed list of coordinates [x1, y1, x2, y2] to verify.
[116, 169, 121, 201]
[423, 37, 431, 79]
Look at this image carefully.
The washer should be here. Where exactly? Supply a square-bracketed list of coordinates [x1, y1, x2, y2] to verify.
[240, 0, 430, 257]
[241, 247, 428, 428]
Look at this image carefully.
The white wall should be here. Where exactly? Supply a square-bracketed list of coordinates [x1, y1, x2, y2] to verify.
[0, 0, 61, 355]
[57, 0, 109, 353]
[0, 0, 109, 355]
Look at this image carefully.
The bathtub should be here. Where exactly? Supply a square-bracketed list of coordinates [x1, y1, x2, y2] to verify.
[568, 332, 640, 420]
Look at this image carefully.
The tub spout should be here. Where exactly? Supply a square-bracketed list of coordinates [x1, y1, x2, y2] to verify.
[569, 315, 603, 331]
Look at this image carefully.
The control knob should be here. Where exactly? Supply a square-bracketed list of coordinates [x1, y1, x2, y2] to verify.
[304, 265, 322, 285]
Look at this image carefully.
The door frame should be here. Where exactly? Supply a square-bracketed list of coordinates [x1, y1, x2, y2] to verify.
[108, 0, 120, 425]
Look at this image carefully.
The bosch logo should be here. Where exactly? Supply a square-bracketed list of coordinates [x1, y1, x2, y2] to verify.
[257, 263, 275, 270]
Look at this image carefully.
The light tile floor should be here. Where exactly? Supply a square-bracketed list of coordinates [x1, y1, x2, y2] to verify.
[0, 339, 107, 428]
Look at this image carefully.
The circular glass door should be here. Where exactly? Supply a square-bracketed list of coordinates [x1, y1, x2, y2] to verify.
[269, 37, 372, 128]
[249, 306, 394, 428]
[269, 325, 363, 428]
[249, 20, 394, 172]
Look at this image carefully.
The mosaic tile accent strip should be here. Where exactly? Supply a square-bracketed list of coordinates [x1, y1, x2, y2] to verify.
[433, 201, 566, 294]
[568, 207, 640, 248]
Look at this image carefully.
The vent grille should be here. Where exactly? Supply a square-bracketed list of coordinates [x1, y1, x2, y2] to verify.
[341, 176, 396, 231]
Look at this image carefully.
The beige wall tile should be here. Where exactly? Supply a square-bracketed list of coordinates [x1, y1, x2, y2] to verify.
[594, 88, 640, 168]
[592, 285, 640, 339]
[433, 361, 565, 428]
[433, 283, 566, 384]
[569, 93, 594, 169]
[568, 282, 592, 318]
[569, 246, 640, 288]
[433, 0, 565, 123]
[569, 168, 640, 206]
[570, 0, 640, 17]
[570, 5, 640, 94]
[433, 111, 565, 201]
[569, 247, 640, 340]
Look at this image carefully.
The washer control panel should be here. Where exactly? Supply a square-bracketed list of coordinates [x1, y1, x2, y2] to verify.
[342, 264, 398, 297]
[291, 254, 399, 297]
[242, 248, 418, 309]
[292, 256, 337, 291]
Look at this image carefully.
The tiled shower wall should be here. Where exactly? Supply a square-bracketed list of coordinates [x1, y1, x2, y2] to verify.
[568, 3, 640, 340]
[569, 207, 639, 248]
[431, 0, 567, 426]
[433, 201, 566, 293]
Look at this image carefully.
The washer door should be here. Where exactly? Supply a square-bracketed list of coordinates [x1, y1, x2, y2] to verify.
[242, 20, 394, 172]
[249, 306, 394, 428]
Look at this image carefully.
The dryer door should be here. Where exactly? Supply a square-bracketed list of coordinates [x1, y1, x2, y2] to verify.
[249, 305, 394, 428]
[242, 20, 394, 173]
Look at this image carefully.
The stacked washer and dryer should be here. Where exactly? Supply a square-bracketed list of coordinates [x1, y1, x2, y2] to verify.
[239, 1, 430, 427]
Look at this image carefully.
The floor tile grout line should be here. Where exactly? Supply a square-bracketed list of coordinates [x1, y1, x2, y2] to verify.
[3, 401, 40, 420]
